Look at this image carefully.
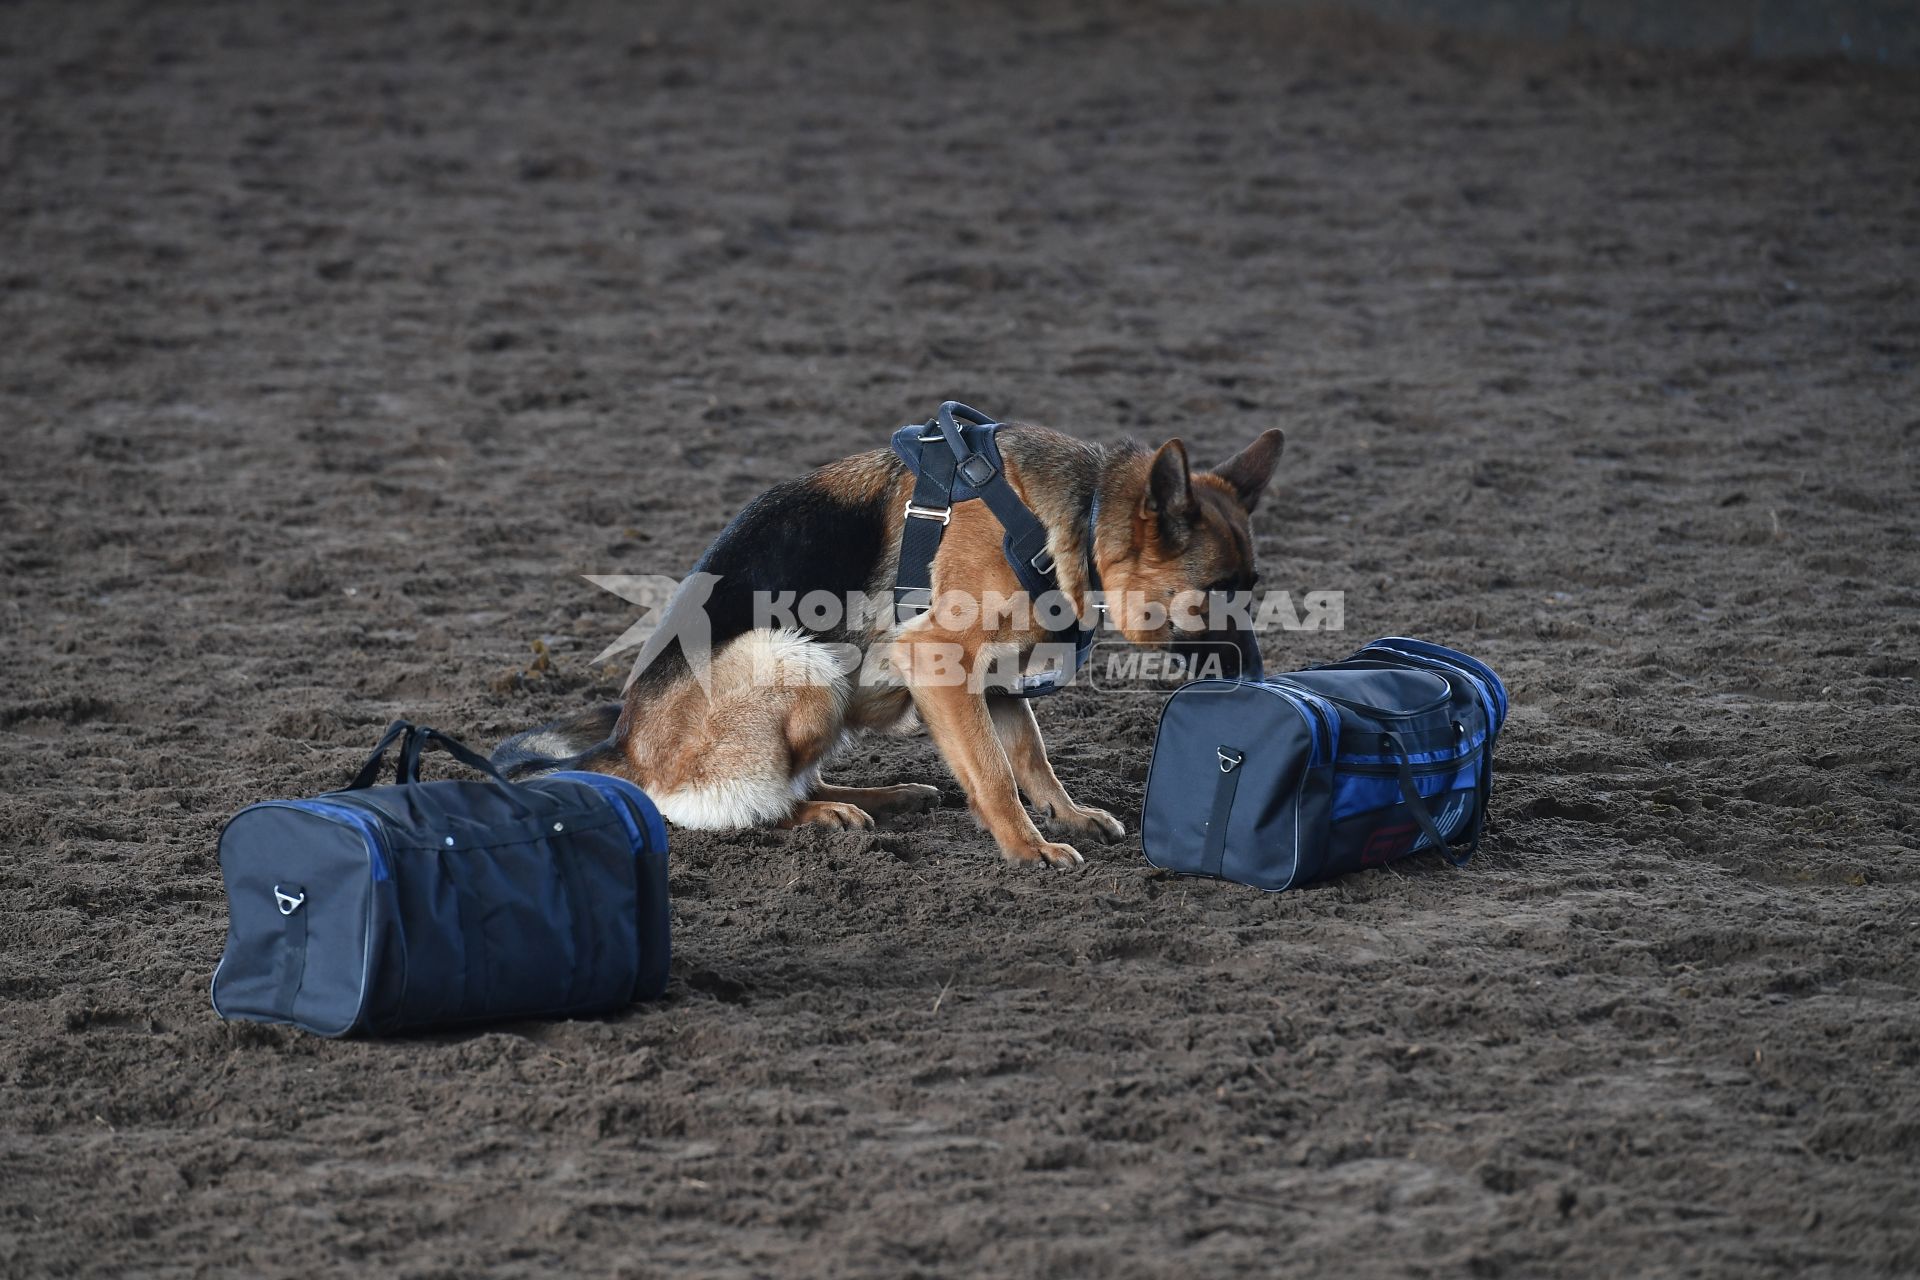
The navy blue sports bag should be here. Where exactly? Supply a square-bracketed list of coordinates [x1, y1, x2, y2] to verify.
[1141, 638, 1508, 891]
[211, 722, 670, 1037]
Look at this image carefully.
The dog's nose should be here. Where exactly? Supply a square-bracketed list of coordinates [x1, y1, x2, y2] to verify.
[1173, 622, 1264, 680]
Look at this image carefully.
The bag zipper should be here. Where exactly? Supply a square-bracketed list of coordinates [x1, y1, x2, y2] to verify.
[1338, 757, 1474, 779]
[1270, 673, 1451, 721]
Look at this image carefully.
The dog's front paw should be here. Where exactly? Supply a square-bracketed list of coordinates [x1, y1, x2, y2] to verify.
[1004, 838, 1085, 869]
[1043, 804, 1126, 845]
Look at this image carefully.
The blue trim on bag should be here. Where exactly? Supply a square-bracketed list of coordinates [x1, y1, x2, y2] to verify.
[550, 772, 668, 857]
[1274, 687, 1321, 765]
[275, 799, 391, 881]
[1253, 683, 1337, 767]
[1331, 760, 1480, 822]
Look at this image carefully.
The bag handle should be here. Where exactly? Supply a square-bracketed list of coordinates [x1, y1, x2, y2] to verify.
[399, 725, 536, 817]
[1380, 731, 1475, 868]
[397, 725, 509, 784]
[1200, 745, 1245, 879]
[344, 720, 535, 818]
[346, 720, 419, 791]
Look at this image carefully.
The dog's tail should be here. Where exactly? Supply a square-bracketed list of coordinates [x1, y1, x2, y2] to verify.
[490, 702, 624, 780]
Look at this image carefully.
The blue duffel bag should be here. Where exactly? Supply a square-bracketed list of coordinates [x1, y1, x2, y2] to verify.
[1141, 637, 1509, 891]
[211, 721, 670, 1037]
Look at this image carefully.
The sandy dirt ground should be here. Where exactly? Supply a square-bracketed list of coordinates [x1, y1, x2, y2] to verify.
[2, 1, 1917, 1275]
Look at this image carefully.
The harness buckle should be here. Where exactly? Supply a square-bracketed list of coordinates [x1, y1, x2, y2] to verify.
[1217, 748, 1244, 773]
[904, 501, 951, 526]
[956, 454, 997, 487]
[274, 886, 306, 916]
[1029, 548, 1056, 574]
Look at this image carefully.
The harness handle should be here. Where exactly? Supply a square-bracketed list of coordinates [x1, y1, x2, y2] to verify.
[935, 400, 995, 446]
[893, 401, 1098, 697]
[933, 402, 1000, 487]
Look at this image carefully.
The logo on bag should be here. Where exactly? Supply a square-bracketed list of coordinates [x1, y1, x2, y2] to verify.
[1359, 795, 1472, 865]
[1428, 794, 1471, 841]
[1358, 822, 1418, 866]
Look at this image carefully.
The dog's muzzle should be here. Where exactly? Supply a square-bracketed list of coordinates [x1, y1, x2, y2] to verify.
[1170, 623, 1264, 681]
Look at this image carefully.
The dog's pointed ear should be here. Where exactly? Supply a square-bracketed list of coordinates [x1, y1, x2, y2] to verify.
[1141, 439, 1196, 524]
[1212, 429, 1285, 513]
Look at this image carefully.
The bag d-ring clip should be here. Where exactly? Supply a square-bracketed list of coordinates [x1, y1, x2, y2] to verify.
[1218, 747, 1244, 773]
[274, 886, 306, 916]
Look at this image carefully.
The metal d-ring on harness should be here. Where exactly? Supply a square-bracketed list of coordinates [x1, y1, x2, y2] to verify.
[890, 401, 1100, 698]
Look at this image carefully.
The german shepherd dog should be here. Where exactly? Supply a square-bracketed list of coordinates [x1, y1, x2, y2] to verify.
[493, 422, 1283, 867]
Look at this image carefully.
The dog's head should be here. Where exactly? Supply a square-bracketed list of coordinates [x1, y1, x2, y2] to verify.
[1099, 429, 1284, 669]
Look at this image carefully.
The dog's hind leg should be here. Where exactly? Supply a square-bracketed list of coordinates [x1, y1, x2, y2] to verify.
[777, 797, 877, 830]
[795, 682, 941, 820]
[622, 630, 858, 831]
[808, 781, 942, 818]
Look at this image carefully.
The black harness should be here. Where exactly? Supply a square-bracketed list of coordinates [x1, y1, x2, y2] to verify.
[889, 402, 1100, 697]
